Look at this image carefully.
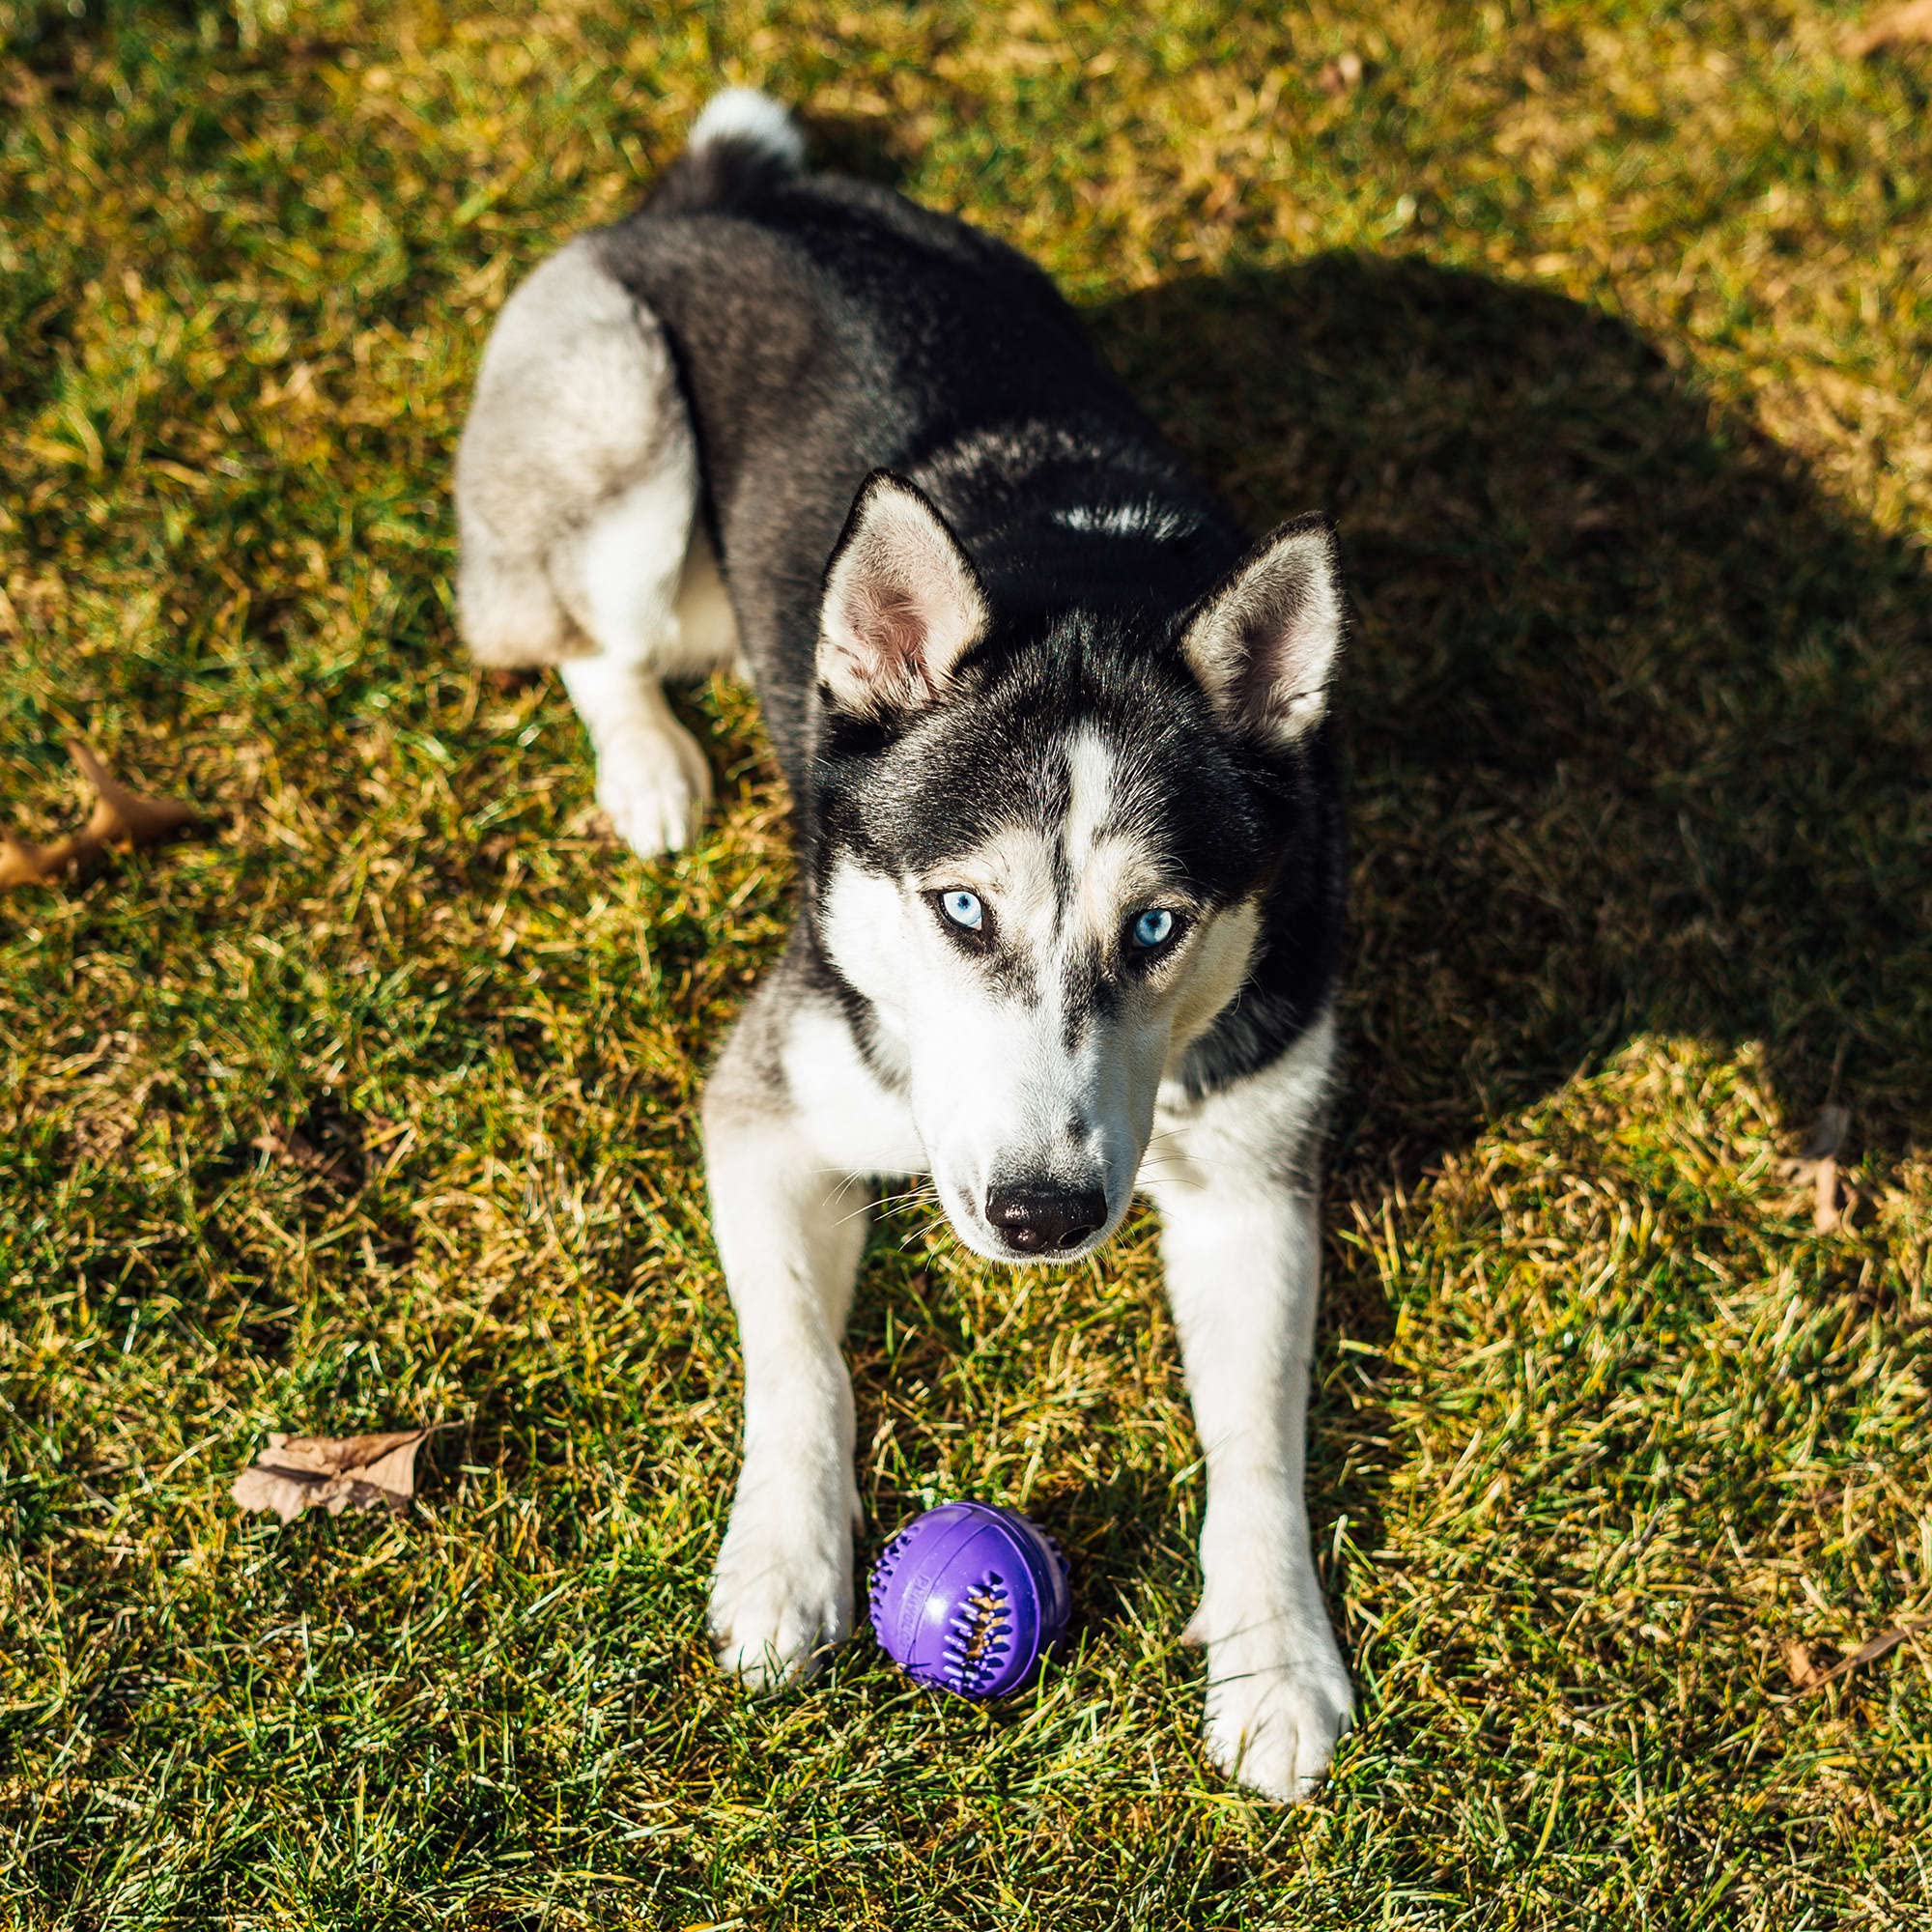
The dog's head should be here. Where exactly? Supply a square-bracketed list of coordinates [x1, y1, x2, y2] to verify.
[810, 471, 1344, 1264]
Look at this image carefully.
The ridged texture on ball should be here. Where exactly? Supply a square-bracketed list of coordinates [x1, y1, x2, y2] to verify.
[867, 1501, 1070, 1699]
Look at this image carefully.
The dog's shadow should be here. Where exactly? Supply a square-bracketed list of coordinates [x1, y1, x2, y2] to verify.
[915, 257, 1927, 1667]
[1096, 258, 1931, 1201]
[856, 263, 1928, 1631]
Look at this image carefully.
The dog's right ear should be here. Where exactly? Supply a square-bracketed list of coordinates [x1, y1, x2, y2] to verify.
[818, 471, 988, 715]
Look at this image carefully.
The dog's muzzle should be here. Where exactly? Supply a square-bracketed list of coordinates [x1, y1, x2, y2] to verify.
[983, 1180, 1107, 1256]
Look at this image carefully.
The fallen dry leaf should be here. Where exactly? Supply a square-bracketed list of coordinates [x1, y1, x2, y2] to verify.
[1792, 1618, 1932, 1694]
[1782, 1636, 1829, 1690]
[251, 1122, 356, 1188]
[1793, 1104, 1851, 1164]
[1319, 50, 1366, 95]
[0, 739, 201, 889]
[251, 1095, 403, 1193]
[232, 1429, 428, 1522]
[1846, 1, 1932, 55]
[1778, 1103, 1852, 1233]
[483, 666, 542, 694]
[1808, 1151, 1839, 1229]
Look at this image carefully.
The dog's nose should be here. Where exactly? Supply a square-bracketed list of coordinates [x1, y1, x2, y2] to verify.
[984, 1182, 1106, 1255]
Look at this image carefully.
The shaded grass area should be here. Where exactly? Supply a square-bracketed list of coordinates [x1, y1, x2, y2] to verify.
[2, 1, 1929, 1924]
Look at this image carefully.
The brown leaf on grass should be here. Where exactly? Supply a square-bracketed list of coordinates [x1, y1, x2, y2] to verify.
[1781, 1637, 1830, 1690]
[1778, 1103, 1853, 1232]
[1792, 1104, 1851, 1164]
[483, 667, 542, 694]
[1791, 1618, 1932, 1694]
[231, 1429, 428, 1522]
[0, 740, 201, 890]
[251, 1095, 403, 1193]
[251, 1121, 357, 1188]
[1318, 50, 1366, 95]
[1846, 1, 1932, 55]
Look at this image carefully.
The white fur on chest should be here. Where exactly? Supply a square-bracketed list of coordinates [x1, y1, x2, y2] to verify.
[1147, 1008, 1338, 1198]
[780, 1005, 927, 1178]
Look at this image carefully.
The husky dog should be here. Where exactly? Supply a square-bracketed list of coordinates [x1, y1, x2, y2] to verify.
[455, 89, 1352, 1801]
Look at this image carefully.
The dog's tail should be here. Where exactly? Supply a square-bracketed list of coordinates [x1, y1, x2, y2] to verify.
[648, 87, 808, 214]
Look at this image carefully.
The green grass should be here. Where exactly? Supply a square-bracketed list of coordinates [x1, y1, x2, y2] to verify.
[3, 1, 1930, 1924]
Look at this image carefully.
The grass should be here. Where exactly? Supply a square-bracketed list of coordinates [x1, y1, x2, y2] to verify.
[2, 0, 1930, 1924]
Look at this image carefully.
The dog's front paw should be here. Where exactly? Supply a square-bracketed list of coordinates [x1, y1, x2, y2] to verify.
[709, 1491, 853, 1690]
[595, 724, 711, 857]
[1202, 1631, 1354, 1804]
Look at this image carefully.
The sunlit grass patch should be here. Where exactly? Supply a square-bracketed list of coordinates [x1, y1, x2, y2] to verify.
[3, 1, 1929, 1925]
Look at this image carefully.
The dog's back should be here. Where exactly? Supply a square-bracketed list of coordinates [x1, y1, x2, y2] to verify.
[591, 97, 1228, 789]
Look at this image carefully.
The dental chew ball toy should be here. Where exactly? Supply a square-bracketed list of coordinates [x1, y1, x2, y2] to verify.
[868, 1500, 1071, 1698]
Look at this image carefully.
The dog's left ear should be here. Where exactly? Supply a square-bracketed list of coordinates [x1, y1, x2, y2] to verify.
[818, 470, 989, 716]
[1179, 514, 1345, 744]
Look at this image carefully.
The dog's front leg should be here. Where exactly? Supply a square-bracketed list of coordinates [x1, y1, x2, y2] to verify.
[702, 1004, 869, 1688]
[1151, 1154, 1354, 1802]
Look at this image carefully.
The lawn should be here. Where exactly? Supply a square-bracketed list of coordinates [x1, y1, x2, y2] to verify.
[3, 1, 1930, 1925]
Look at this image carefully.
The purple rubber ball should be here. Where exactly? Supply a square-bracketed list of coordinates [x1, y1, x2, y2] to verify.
[867, 1500, 1071, 1699]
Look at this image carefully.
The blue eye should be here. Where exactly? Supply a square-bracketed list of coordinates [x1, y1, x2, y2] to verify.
[941, 890, 983, 930]
[1131, 908, 1176, 949]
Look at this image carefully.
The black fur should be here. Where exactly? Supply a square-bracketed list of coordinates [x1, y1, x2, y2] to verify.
[594, 134, 1345, 1097]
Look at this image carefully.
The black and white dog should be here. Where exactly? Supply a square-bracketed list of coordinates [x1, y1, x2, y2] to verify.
[455, 90, 1352, 1801]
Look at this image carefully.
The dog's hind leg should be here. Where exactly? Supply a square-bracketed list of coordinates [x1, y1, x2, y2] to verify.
[454, 237, 735, 857]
